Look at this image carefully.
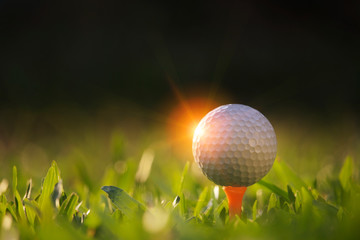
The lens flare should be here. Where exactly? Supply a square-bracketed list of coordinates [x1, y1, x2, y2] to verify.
[166, 97, 219, 157]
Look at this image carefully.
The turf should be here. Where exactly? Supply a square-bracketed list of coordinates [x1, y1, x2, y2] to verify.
[0, 114, 359, 240]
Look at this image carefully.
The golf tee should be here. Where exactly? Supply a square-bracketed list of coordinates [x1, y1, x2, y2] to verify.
[223, 186, 247, 218]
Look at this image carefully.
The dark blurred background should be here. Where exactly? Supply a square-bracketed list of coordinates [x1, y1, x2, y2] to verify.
[0, 0, 359, 117]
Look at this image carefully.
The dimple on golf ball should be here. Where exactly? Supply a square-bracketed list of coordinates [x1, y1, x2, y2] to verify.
[192, 104, 277, 187]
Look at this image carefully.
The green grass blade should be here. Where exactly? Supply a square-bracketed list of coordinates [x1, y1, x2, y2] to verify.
[38, 162, 61, 211]
[0, 194, 7, 218]
[101, 186, 145, 217]
[23, 199, 41, 225]
[12, 166, 17, 200]
[339, 156, 353, 192]
[15, 190, 26, 222]
[52, 161, 61, 183]
[180, 192, 186, 218]
[258, 180, 289, 202]
[24, 179, 32, 200]
[273, 160, 307, 190]
[252, 200, 257, 221]
[301, 187, 314, 216]
[214, 199, 226, 216]
[177, 161, 190, 196]
[214, 199, 227, 224]
[295, 190, 301, 212]
[58, 193, 79, 221]
[287, 185, 296, 203]
[267, 193, 279, 213]
[194, 186, 208, 218]
[6, 203, 18, 222]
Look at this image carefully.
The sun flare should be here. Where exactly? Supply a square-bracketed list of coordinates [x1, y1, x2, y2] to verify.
[166, 97, 218, 156]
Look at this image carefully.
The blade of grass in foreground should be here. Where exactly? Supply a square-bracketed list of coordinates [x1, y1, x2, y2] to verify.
[177, 161, 190, 196]
[58, 193, 79, 221]
[38, 161, 61, 211]
[273, 160, 307, 190]
[0, 195, 7, 218]
[194, 186, 209, 218]
[15, 190, 26, 222]
[252, 200, 258, 221]
[101, 186, 145, 218]
[257, 180, 290, 202]
[267, 193, 280, 213]
[23, 199, 41, 225]
[339, 156, 353, 192]
[12, 166, 17, 200]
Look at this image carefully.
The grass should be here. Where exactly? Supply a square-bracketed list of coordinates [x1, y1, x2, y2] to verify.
[1, 155, 359, 239]
[0, 110, 359, 240]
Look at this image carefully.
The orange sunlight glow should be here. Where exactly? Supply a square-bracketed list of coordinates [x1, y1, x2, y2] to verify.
[166, 97, 219, 157]
[164, 75, 228, 158]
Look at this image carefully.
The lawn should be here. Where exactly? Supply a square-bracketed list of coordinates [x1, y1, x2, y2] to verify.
[0, 108, 359, 240]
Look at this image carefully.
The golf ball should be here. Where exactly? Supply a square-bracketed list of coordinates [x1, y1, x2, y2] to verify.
[192, 104, 277, 187]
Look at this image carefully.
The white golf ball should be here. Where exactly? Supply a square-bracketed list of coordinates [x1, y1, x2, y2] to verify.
[192, 104, 277, 187]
